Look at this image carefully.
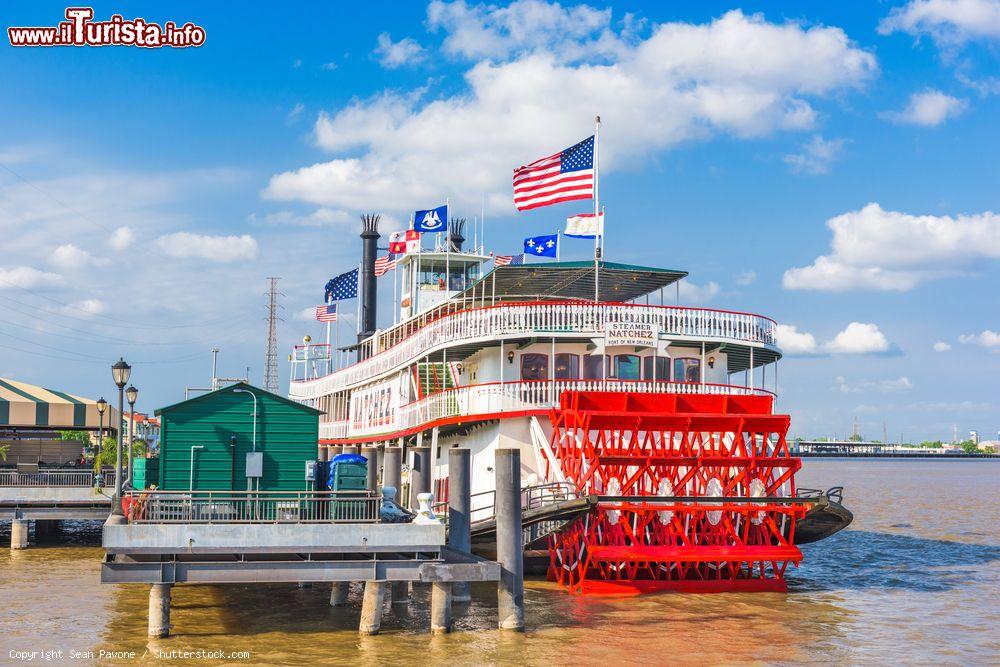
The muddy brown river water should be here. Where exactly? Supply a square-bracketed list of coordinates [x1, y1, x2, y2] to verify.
[1, 459, 998, 665]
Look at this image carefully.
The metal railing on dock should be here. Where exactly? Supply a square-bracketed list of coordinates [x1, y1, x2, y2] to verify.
[0, 468, 107, 487]
[122, 489, 381, 524]
[435, 482, 580, 523]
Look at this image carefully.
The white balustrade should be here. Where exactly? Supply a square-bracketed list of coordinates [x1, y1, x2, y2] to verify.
[318, 379, 773, 441]
[293, 303, 777, 401]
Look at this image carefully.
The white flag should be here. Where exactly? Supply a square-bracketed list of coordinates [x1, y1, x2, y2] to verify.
[565, 212, 604, 238]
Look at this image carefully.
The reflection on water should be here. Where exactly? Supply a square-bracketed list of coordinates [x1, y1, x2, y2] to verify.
[1, 460, 998, 665]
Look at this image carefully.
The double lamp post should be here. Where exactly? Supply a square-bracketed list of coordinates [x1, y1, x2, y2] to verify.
[108, 358, 138, 515]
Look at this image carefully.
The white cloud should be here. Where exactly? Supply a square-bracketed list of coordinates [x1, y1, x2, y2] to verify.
[677, 279, 719, 303]
[321, 62, 338, 71]
[933, 340, 953, 351]
[156, 232, 259, 262]
[427, 0, 618, 61]
[288, 103, 306, 121]
[373, 33, 426, 69]
[878, 0, 1000, 44]
[294, 306, 317, 322]
[777, 321, 892, 355]
[882, 89, 967, 126]
[0, 266, 62, 289]
[783, 135, 846, 174]
[734, 270, 757, 285]
[959, 329, 1000, 348]
[776, 324, 819, 355]
[825, 322, 891, 354]
[250, 208, 355, 228]
[266, 8, 876, 213]
[836, 375, 913, 393]
[109, 226, 135, 251]
[293, 58, 302, 68]
[67, 298, 108, 317]
[51, 243, 108, 269]
[783, 203, 1000, 291]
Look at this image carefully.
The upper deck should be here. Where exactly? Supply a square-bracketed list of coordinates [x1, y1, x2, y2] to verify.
[289, 298, 780, 402]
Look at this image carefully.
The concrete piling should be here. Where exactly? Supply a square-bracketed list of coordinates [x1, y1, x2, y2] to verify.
[362, 446, 379, 491]
[448, 448, 473, 602]
[408, 445, 431, 510]
[383, 446, 408, 605]
[330, 582, 350, 606]
[430, 582, 453, 634]
[343, 445, 360, 456]
[10, 519, 29, 550]
[148, 584, 172, 638]
[383, 446, 402, 493]
[359, 581, 386, 635]
[495, 448, 525, 631]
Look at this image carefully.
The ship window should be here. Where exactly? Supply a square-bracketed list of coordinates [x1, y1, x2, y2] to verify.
[674, 357, 701, 383]
[642, 356, 670, 381]
[554, 354, 579, 379]
[582, 354, 607, 380]
[614, 355, 641, 380]
[521, 353, 549, 381]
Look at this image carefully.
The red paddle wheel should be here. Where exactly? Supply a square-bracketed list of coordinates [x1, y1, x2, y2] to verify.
[544, 391, 805, 594]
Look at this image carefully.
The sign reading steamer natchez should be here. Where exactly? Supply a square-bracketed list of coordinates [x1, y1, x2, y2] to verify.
[604, 321, 659, 347]
[349, 376, 403, 437]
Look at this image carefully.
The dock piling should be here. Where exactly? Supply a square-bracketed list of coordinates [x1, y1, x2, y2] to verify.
[363, 446, 379, 491]
[495, 448, 525, 631]
[148, 583, 171, 638]
[359, 581, 386, 635]
[382, 446, 409, 605]
[430, 582, 453, 634]
[448, 448, 473, 602]
[330, 582, 350, 606]
[409, 445, 431, 510]
[10, 519, 28, 550]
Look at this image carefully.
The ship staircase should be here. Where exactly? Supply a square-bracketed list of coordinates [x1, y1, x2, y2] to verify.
[543, 391, 806, 594]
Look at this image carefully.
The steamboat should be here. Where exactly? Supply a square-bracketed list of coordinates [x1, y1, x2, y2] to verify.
[289, 217, 851, 595]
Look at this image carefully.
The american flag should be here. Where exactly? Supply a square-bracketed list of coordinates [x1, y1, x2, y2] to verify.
[314, 303, 338, 322]
[374, 253, 399, 277]
[324, 267, 358, 302]
[494, 253, 524, 267]
[513, 135, 594, 212]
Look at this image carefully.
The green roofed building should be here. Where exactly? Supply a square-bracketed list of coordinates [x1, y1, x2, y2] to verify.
[155, 382, 321, 491]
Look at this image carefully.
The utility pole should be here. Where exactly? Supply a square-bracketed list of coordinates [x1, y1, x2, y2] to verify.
[264, 277, 284, 393]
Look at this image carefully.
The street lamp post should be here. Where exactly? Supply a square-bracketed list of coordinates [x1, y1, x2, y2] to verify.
[96, 397, 107, 460]
[125, 385, 138, 488]
[111, 358, 131, 514]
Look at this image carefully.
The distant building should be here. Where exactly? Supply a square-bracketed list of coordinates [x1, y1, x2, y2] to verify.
[122, 412, 160, 452]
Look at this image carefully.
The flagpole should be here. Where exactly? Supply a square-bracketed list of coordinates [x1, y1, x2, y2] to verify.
[445, 197, 450, 296]
[325, 297, 331, 375]
[593, 115, 601, 302]
[556, 232, 561, 261]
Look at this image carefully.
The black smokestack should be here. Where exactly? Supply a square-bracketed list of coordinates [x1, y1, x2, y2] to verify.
[359, 214, 380, 351]
[448, 218, 466, 252]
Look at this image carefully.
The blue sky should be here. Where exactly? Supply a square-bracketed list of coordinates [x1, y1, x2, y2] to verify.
[1, 0, 997, 441]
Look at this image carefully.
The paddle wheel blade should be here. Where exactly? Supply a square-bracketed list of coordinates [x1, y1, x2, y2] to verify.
[546, 391, 805, 595]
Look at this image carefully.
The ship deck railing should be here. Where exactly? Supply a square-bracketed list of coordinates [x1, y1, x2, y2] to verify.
[121, 489, 380, 524]
[320, 379, 774, 440]
[292, 301, 778, 397]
